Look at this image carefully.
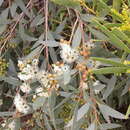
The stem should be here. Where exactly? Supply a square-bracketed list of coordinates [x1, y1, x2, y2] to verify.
[44, 0, 49, 65]
[121, 51, 127, 63]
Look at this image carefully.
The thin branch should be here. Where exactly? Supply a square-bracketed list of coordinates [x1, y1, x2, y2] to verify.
[0, 0, 32, 56]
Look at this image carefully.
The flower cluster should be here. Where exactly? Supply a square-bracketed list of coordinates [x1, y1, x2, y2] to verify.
[52, 62, 70, 76]
[60, 43, 79, 63]
[33, 86, 49, 99]
[36, 70, 59, 89]
[20, 82, 31, 94]
[18, 59, 38, 81]
[14, 94, 31, 114]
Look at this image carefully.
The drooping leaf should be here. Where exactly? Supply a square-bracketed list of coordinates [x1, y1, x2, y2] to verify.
[15, 0, 31, 17]
[87, 122, 95, 130]
[30, 15, 44, 27]
[19, 24, 37, 41]
[4, 76, 22, 86]
[72, 25, 82, 49]
[10, 2, 17, 17]
[37, 40, 60, 47]
[99, 104, 125, 120]
[100, 123, 122, 130]
[33, 96, 46, 110]
[0, 0, 3, 6]
[67, 102, 90, 127]
[121, 78, 130, 96]
[103, 76, 117, 99]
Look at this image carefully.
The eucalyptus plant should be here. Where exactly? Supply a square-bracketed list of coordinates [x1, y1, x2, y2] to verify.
[0, 0, 130, 130]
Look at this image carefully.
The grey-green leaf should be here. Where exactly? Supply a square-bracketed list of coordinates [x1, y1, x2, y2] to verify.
[99, 104, 125, 119]
[72, 25, 81, 49]
[103, 76, 117, 99]
[33, 96, 46, 110]
[100, 123, 122, 130]
[87, 122, 95, 130]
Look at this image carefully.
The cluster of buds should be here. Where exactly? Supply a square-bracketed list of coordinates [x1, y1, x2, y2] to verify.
[79, 46, 90, 59]
[76, 63, 92, 81]
[0, 58, 8, 76]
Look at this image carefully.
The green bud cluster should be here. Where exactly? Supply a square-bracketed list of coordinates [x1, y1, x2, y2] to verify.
[0, 58, 8, 76]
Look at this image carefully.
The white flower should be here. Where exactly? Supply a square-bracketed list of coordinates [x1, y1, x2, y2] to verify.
[82, 82, 89, 90]
[18, 64, 38, 81]
[1, 120, 6, 127]
[18, 73, 33, 81]
[93, 80, 106, 95]
[32, 59, 39, 66]
[93, 80, 100, 86]
[94, 89, 100, 94]
[86, 41, 95, 49]
[86, 59, 100, 69]
[60, 44, 79, 63]
[36, 70, 50, 88]
[53, 64, 70, 76]
[20, 83, 31, 94]
[34, 87, 49, 98]
[8, 120, 16, 130]
[14, 94, 31, 114]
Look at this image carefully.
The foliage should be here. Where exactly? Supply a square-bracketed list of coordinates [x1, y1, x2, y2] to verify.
[0, 0, 130, 130]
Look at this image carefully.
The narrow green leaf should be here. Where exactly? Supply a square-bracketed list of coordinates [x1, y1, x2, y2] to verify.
[92, 20, 130, 53]
[113, 0, 122, 11]
[125, 104, 130, 119]
[91, 57, 128, 67]
[112, 28, 130, 45]
[92, 67, 128, 74]
[50, 0, 80, 8]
